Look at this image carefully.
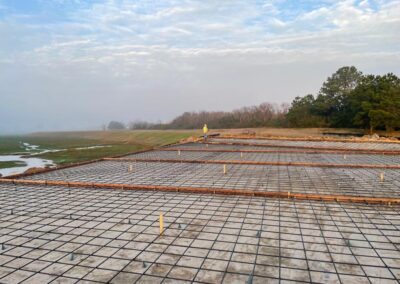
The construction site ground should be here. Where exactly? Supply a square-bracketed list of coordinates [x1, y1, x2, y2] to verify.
[1, 136, 400, 283]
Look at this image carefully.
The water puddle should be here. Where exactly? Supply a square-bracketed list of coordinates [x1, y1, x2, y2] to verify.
[75, 145, 111, 150]
[22, 142, 40, 151]
[0, 154, 54, 177]
[0, 142, 111, 177]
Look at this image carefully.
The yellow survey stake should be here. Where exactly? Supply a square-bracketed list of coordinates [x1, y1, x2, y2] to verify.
[159, 213, 164, 235]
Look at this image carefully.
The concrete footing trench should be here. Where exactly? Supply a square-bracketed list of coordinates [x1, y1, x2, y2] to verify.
[1, 137, 400, 283]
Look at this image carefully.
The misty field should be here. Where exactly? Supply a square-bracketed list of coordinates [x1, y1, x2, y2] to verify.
[0, 130, 199, 166]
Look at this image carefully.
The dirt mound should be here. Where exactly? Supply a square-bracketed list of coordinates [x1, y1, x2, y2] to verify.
[23, 167, 46, 175]
[360, 133, 399, 142]
[180, 136, 201, 143]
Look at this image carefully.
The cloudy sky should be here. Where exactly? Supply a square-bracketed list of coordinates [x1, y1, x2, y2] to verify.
[0, 0, 399, 133]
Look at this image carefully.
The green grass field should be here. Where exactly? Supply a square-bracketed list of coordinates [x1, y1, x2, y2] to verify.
[0, 160, 27, 170]
[0, 130, 199, 166]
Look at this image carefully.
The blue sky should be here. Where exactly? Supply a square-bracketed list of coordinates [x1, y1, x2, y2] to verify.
[0, 0, 399, 133]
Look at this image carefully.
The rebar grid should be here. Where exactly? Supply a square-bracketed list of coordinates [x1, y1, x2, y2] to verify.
[14, 160, 400, 199]
[208, 138, 400, 152]
[167, 142, 400, 155]
[126, 150, 400, 165]
[106, 157, 400, 170]
[218, 135, 400, 145]
[161, 146, 400, 156]
[0, 184, 399, 283]
[1, 137, 400, 283]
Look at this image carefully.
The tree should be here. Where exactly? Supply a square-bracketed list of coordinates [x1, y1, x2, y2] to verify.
[104, 67, 399, 131]
[286, 95, 325, 127]
[107, 121, 125, 130]
[165, 103, 288, 129]
[350, 75, 378, 130]
[351, 73, 400, 132]
[313, 66, 362, 127]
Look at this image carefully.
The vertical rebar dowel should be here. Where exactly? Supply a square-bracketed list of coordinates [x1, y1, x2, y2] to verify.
[1, 243, 5, 250]
[247, 273, 253, 284]
[70, 253, 74, 261]
[159, 213, 164, 235]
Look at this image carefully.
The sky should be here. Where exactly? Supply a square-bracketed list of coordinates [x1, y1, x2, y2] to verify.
[0, 0, 399, 133]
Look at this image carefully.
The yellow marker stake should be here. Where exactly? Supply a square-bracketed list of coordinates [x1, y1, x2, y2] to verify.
[129, 165, 133, 172]
[223, 164, 227, 174]
[159, 213, 164, 235]
[380, 172, 384, 182]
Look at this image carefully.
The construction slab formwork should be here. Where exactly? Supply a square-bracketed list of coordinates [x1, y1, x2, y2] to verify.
[1, 184, 400, 284]
[16, 159, 400, 198]
[209, 138, 400, 152]
[1, 137, 400, 283]
[126, 148, 400, 166]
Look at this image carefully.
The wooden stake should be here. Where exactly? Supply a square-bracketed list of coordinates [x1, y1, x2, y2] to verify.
[159, 213, 164, 235]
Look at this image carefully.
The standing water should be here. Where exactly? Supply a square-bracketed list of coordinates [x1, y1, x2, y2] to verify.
[0, 142, 55, 177]
[0, 155, 54, 177]
[0, 142, 110, 177]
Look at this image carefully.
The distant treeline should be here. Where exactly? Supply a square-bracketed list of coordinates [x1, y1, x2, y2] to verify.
[125, 103, 289, 130]
[107, 103, 288, 130]
[287, 66, 400, 132]
[107, 66, 400, 131]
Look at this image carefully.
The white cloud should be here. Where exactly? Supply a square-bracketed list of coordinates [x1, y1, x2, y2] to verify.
[0, 0, 399, 133]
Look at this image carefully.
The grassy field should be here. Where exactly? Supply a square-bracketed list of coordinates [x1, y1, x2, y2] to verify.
[0, 136, 104, 155]
[37, 144, 145, 164]
[0, 161, 27, 170]
[0, 130, 199, 166]
[4, 127, 396, 171]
